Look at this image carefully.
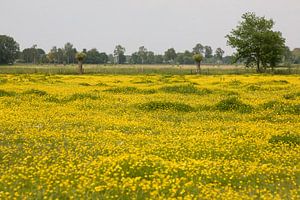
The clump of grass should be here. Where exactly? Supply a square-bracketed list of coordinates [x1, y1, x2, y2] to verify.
[160, 85, 212, 95]
[283, 92, 300, 100]
[0, 78, 8, 84]
[105, 87, 156, 94]
[262, 100, 281, 109]
[262, 101, 300, 115]
[228, 80, 242, 86]
[66, 93, 99, 101]
[0, 89, 16, 97]
[23, 89, 48, 96]
[138, 101, 194, 112]
[45, 96, 61, 103]
[247, 85, 261, 91]
[216, 97, 252, 113]
[269, 134, 300, 146]
[270, 80, 289, 84]
[95, 82, 108, 86]
[78, 82, 91, 86]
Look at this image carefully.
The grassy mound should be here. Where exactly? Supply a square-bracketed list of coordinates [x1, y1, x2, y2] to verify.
[0, 89, 16, 97]
[160, 84, 212, 95]
[262, 101, 300, 115]
[269, 134, 300, 146]
[66, 93, 99, 101]
[138, 101, 194, 112]
[23, 89, 48, 96]
[216, 97, 252, 113]
[105, 87, 156, 94]
[283, 92, 300, 100]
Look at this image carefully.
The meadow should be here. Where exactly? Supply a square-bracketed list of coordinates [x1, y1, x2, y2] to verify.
[0, 73, 299, 199]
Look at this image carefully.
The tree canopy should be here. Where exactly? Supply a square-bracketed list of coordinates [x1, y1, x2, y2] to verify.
[0, 35, 19, 64]
[226, 12, 286, 72]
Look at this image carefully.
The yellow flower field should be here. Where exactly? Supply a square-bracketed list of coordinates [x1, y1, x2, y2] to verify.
[0, 74, 299, 199]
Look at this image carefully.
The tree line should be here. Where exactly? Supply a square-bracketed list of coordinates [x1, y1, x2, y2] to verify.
[0, 38, 232, 65]
[1, 12, 300, 73]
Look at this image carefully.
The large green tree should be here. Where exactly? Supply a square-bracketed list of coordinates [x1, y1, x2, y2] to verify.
[0, 35, 19, 64]
[226, 12, 285, 72]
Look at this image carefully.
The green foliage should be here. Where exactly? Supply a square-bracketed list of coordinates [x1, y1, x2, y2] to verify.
[216, 97, 252, 113]
[0, 89, 16, 97]
[105, 87, 156, 94]
[78, 83, 91, 86]
[193, 54, 203, 63]
[283, 92, 300, 100]
[0, 35, 20, 64]
[138, 101, 194, 112]
[23, 89, 48, 96]
[160, 85, 212, 95]
[75, 52, 87, 62]
[262, 101, 300, 115]
[226, 12, 286, 72]
[164, 48, 177, 63]
[67, 93, 99, 101]
[269, 134, 300, 146]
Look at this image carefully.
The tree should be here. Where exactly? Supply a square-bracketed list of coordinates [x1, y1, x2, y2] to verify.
[76, 52, 87, 74]
[99, 52, 108, 64]
[114, 45, 126, 64]
[215, 48, 225, 63]
[64, 42, 76, 64]
[86, 48, 101, 64]
[292, 48, 300, 64]
[226, 12, 286, 72]
[193, 53, 203, 74]
[164, 48, 177, 64]
[0, 35, 19, 64]
[21, 45, 46, 64]
[193, 43, 204, 54]
[204, 46, 213, 59]
[215, 48, 224, 60]
[138, 46, 148, 64]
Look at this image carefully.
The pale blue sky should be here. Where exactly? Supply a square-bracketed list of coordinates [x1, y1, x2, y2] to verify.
[1, 0, 299, 55]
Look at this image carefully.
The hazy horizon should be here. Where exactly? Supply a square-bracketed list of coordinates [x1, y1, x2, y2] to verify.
[1, 0, 299, 55]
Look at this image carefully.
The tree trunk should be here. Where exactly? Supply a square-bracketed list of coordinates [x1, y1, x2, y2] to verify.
[196, 62, 201, 74]
[78, 61, 83, 74]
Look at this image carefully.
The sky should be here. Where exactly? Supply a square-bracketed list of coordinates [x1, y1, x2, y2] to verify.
[1, 0, 299, 55]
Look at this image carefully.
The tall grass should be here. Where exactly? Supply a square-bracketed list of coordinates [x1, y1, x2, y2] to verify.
[1, 64, 299, 75]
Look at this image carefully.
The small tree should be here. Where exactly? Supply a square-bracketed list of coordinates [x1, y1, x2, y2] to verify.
[76, 52, 86, 74]
[193, 53, 203, 74]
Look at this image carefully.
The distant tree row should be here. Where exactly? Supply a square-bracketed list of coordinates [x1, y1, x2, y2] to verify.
[13, 42, 231, 65]
[0, 12, 299, 73]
